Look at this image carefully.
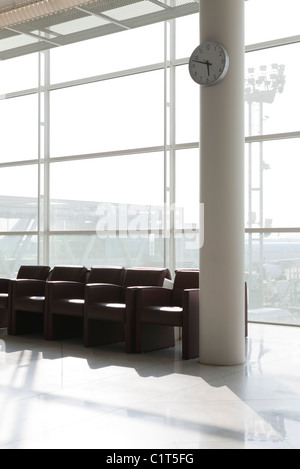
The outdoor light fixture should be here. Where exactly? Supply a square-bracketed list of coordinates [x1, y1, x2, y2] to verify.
[245, 63, 286, 104]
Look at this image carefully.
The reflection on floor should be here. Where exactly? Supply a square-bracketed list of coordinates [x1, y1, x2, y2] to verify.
[1, 323, 300, 449]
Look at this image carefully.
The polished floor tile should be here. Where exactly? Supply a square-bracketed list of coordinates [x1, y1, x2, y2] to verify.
[1, 323, 300, 449]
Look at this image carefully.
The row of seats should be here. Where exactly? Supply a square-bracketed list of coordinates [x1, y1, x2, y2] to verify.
[0, 265, 200, 359]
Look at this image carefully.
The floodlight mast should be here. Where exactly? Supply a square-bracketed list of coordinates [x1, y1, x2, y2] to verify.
[245, 64, 285, 306]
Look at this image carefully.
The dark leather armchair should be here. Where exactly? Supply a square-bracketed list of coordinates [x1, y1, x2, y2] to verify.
[134, 269, 199, 359]
[46, 266, 126, 340]
[9, 265, 87, 337]
[0, 265, 51, 330]
[84, 267, 171, 351]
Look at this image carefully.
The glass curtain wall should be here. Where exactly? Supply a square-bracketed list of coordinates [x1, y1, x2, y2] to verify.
[245, 0, 300, 325]
[0, 15, 200, 279]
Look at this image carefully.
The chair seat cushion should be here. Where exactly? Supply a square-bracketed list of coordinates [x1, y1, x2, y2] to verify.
[86, 302, 126, 322]
[15, 296, 45, 313]
[51, 299, 85, 317]
[140, 306, 183, 326]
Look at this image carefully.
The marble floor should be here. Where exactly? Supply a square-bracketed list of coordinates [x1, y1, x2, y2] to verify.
[0, 323, 300, 449]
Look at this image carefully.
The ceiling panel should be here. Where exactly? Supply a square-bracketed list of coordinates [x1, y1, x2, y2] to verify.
[0, 0, 199, 60]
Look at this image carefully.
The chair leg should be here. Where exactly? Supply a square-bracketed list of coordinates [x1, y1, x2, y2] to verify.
[136, 323, 175, 353]
[46, 314, 53, 340]
[84, 315, 90, 347]
[182, 290, 199, 359]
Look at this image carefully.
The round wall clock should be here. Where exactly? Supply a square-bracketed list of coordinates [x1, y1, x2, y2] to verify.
[189, 41, 229, 86]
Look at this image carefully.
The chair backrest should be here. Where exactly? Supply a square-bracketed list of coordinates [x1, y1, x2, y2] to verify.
[17, 265, 51, 280]
[87, 266, 126, 286]
[172, 269, 199, 306]
[120, 267, 170, 300]
[48, 265, 88, 282]
[124, 268, 170, 288]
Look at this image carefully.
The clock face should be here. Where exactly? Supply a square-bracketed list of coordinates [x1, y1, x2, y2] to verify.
[189, 42, 229, 86]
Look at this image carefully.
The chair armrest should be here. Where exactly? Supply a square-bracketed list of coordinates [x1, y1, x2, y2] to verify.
[46, 281, 85, 300]
[85, 283, 123, 304]
[11, 279, 46, 297]
[0, 279, 10, 293]
[134, 286, 173, 308]
[182, 289, 199, 314]
[182, 289, 199, 360]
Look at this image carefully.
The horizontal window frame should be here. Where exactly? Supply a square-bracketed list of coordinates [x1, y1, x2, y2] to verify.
[48, 228, 200, 236]
[246, 35, 300, 53]
[246, 228, 300, 234]
[1, 228, 298, 236]
[0, 231, 37, 236]
[0, 142, 200, 169]
[246, 131, 300, 144]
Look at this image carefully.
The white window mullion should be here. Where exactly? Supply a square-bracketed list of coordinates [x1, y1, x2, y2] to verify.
[42, 50, 51, 266]
[164, 19, 176, 275]
[38, 52, 43, 265]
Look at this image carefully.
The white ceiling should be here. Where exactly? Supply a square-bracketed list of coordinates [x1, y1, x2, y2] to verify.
[0, 0, 199, 60]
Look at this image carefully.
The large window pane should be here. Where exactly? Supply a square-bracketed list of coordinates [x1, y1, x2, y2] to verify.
[246, 0, 300, 45]
[0, 165, 38, 232]
[50, 153, 164, 231]
[175, 13, 199, 59]
[50, 70, 164, 157]
[245, 44, 300, 136]
[0, 54, 38, 95]
[0, 95, 38, 163]
[175, 233, 200, 269]
[176, 64, 199, 144]
[245, 139, 300, 229]
[50, 234, 164, 268]
[50, 23, 164, 84]
[0, 235, 38, 278]
[246, 233, 300, 325]
[176, 148, 199, 229]
[175, 148, 200, 268]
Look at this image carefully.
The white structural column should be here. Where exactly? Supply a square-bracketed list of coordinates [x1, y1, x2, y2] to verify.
[199, 0, 245, 365]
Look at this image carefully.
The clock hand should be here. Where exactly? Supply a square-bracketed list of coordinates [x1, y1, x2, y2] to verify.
[192, 59, 212, 76]
[206, 61, 210, 76]
[192, 59, 212, 66]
